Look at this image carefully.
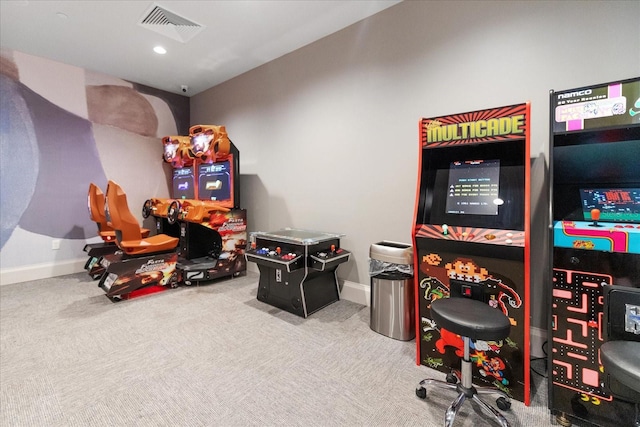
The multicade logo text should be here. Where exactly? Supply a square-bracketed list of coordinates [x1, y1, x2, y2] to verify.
[425, 115, 525, 143]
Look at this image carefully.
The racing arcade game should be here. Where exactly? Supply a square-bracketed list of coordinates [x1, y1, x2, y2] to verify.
[84, 182, 152, 279]
[143, 135, 194, 237]
[97, 125, 247, 301]
[413, 103, 536, 405]
[144, 125, 247, 285]
[84, 183, 119, 278]
[98, 180, 180, 301]
[549, 77, 640, 427]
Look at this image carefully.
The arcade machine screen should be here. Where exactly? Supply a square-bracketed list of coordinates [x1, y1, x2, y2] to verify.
[580, 188, 640, 222]
[445, 159, 501, 216]
[172, 167, 196, 200]
[198, 160, 232, 204]
[420, 141, 525, 230]
[552, 138, 640, 221]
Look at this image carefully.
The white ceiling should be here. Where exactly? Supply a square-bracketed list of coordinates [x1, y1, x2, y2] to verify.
[0, 0, 401, 96]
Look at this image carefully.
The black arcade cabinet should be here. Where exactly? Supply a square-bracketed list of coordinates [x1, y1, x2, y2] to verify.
[245, 228, 350, 318]
[549, 77, 640, 427]
[413, 103, 539, 405]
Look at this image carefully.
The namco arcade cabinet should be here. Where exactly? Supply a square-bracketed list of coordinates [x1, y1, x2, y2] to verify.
[413, 103, 541, 405]
[549, 77, 640, 427]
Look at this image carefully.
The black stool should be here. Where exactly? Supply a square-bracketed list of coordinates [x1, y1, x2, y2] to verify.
[416, 297, 512, 427]
[600, 341, 640, 426]
[599, 284, 640, 427]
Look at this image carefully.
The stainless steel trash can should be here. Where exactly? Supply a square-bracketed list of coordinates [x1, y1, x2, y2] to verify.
[369, 241, 415, 341]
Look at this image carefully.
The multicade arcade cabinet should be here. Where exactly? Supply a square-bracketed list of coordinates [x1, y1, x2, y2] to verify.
[245, 229, 350, 318]
[549, 77, 640, 426]
[413, 103, 538, 405]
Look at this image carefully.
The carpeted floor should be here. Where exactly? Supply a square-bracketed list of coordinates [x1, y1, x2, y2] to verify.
[0, 271, 555, 426]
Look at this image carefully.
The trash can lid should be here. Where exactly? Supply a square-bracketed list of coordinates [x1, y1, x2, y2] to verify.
[370, 241, 413, 264]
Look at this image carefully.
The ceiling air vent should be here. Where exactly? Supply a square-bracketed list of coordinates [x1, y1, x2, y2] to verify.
[138, 3, 205, 43]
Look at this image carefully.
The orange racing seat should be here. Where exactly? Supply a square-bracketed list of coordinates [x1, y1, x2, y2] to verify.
[105, 181, 178, 256]
[88, 183, 149, 241]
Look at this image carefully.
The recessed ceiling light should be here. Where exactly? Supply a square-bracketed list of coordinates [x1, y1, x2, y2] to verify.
[153, 46, 167, 55]
[56, 12, 68, 19]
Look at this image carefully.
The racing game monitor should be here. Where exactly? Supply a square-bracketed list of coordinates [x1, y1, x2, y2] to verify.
[198, 158, 233, 207]
[172, 166, 196, 200]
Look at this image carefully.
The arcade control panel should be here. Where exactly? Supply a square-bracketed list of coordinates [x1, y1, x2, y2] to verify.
[553, 218, 640, 253]
[245, 241, 350, 272]
[246, 244, 305, 272]
[309, 246, 350, 271]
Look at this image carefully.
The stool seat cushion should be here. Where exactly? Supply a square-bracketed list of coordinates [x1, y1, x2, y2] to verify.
[600, 341, 640, 394]
[430, 297, 511, 341]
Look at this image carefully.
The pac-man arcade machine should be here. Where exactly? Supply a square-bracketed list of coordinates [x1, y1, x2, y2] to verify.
[413, 103, 536, 405]
[549, 77, 640, 426]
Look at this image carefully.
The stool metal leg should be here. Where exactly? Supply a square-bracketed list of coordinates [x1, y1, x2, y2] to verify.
[475, 386, 512, 401]
[416, 334, 512, 427]
[471, 394, 511, 427]
[461, 337, 473, 389]
[417, 378, 459, 392]
[445, 392, 466, 427]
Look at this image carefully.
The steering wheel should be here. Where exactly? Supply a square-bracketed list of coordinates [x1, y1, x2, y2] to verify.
[142, 199, 153, 218]
[167, 201, 180, 224]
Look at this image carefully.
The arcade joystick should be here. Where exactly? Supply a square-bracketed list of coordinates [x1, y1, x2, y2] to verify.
[282, 252, 298, 261]
[331, 244, 336, 253]
[276, 247, 281, 255]
[589, 209, 602, 227]
[251, 242, 256, 249]
[442, 224, 449, 235]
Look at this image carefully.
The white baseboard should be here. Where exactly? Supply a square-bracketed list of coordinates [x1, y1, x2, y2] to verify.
[0, 258, 87, 286]
[340, 279, 370, 306]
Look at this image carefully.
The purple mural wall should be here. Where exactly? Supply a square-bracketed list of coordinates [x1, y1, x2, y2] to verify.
[0, 49, 189, 279]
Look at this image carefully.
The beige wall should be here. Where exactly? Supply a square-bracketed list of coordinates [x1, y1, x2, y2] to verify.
[190, 0, 640, 287]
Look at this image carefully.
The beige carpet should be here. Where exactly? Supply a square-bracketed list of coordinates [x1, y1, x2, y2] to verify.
[0, 271, 554, 426]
